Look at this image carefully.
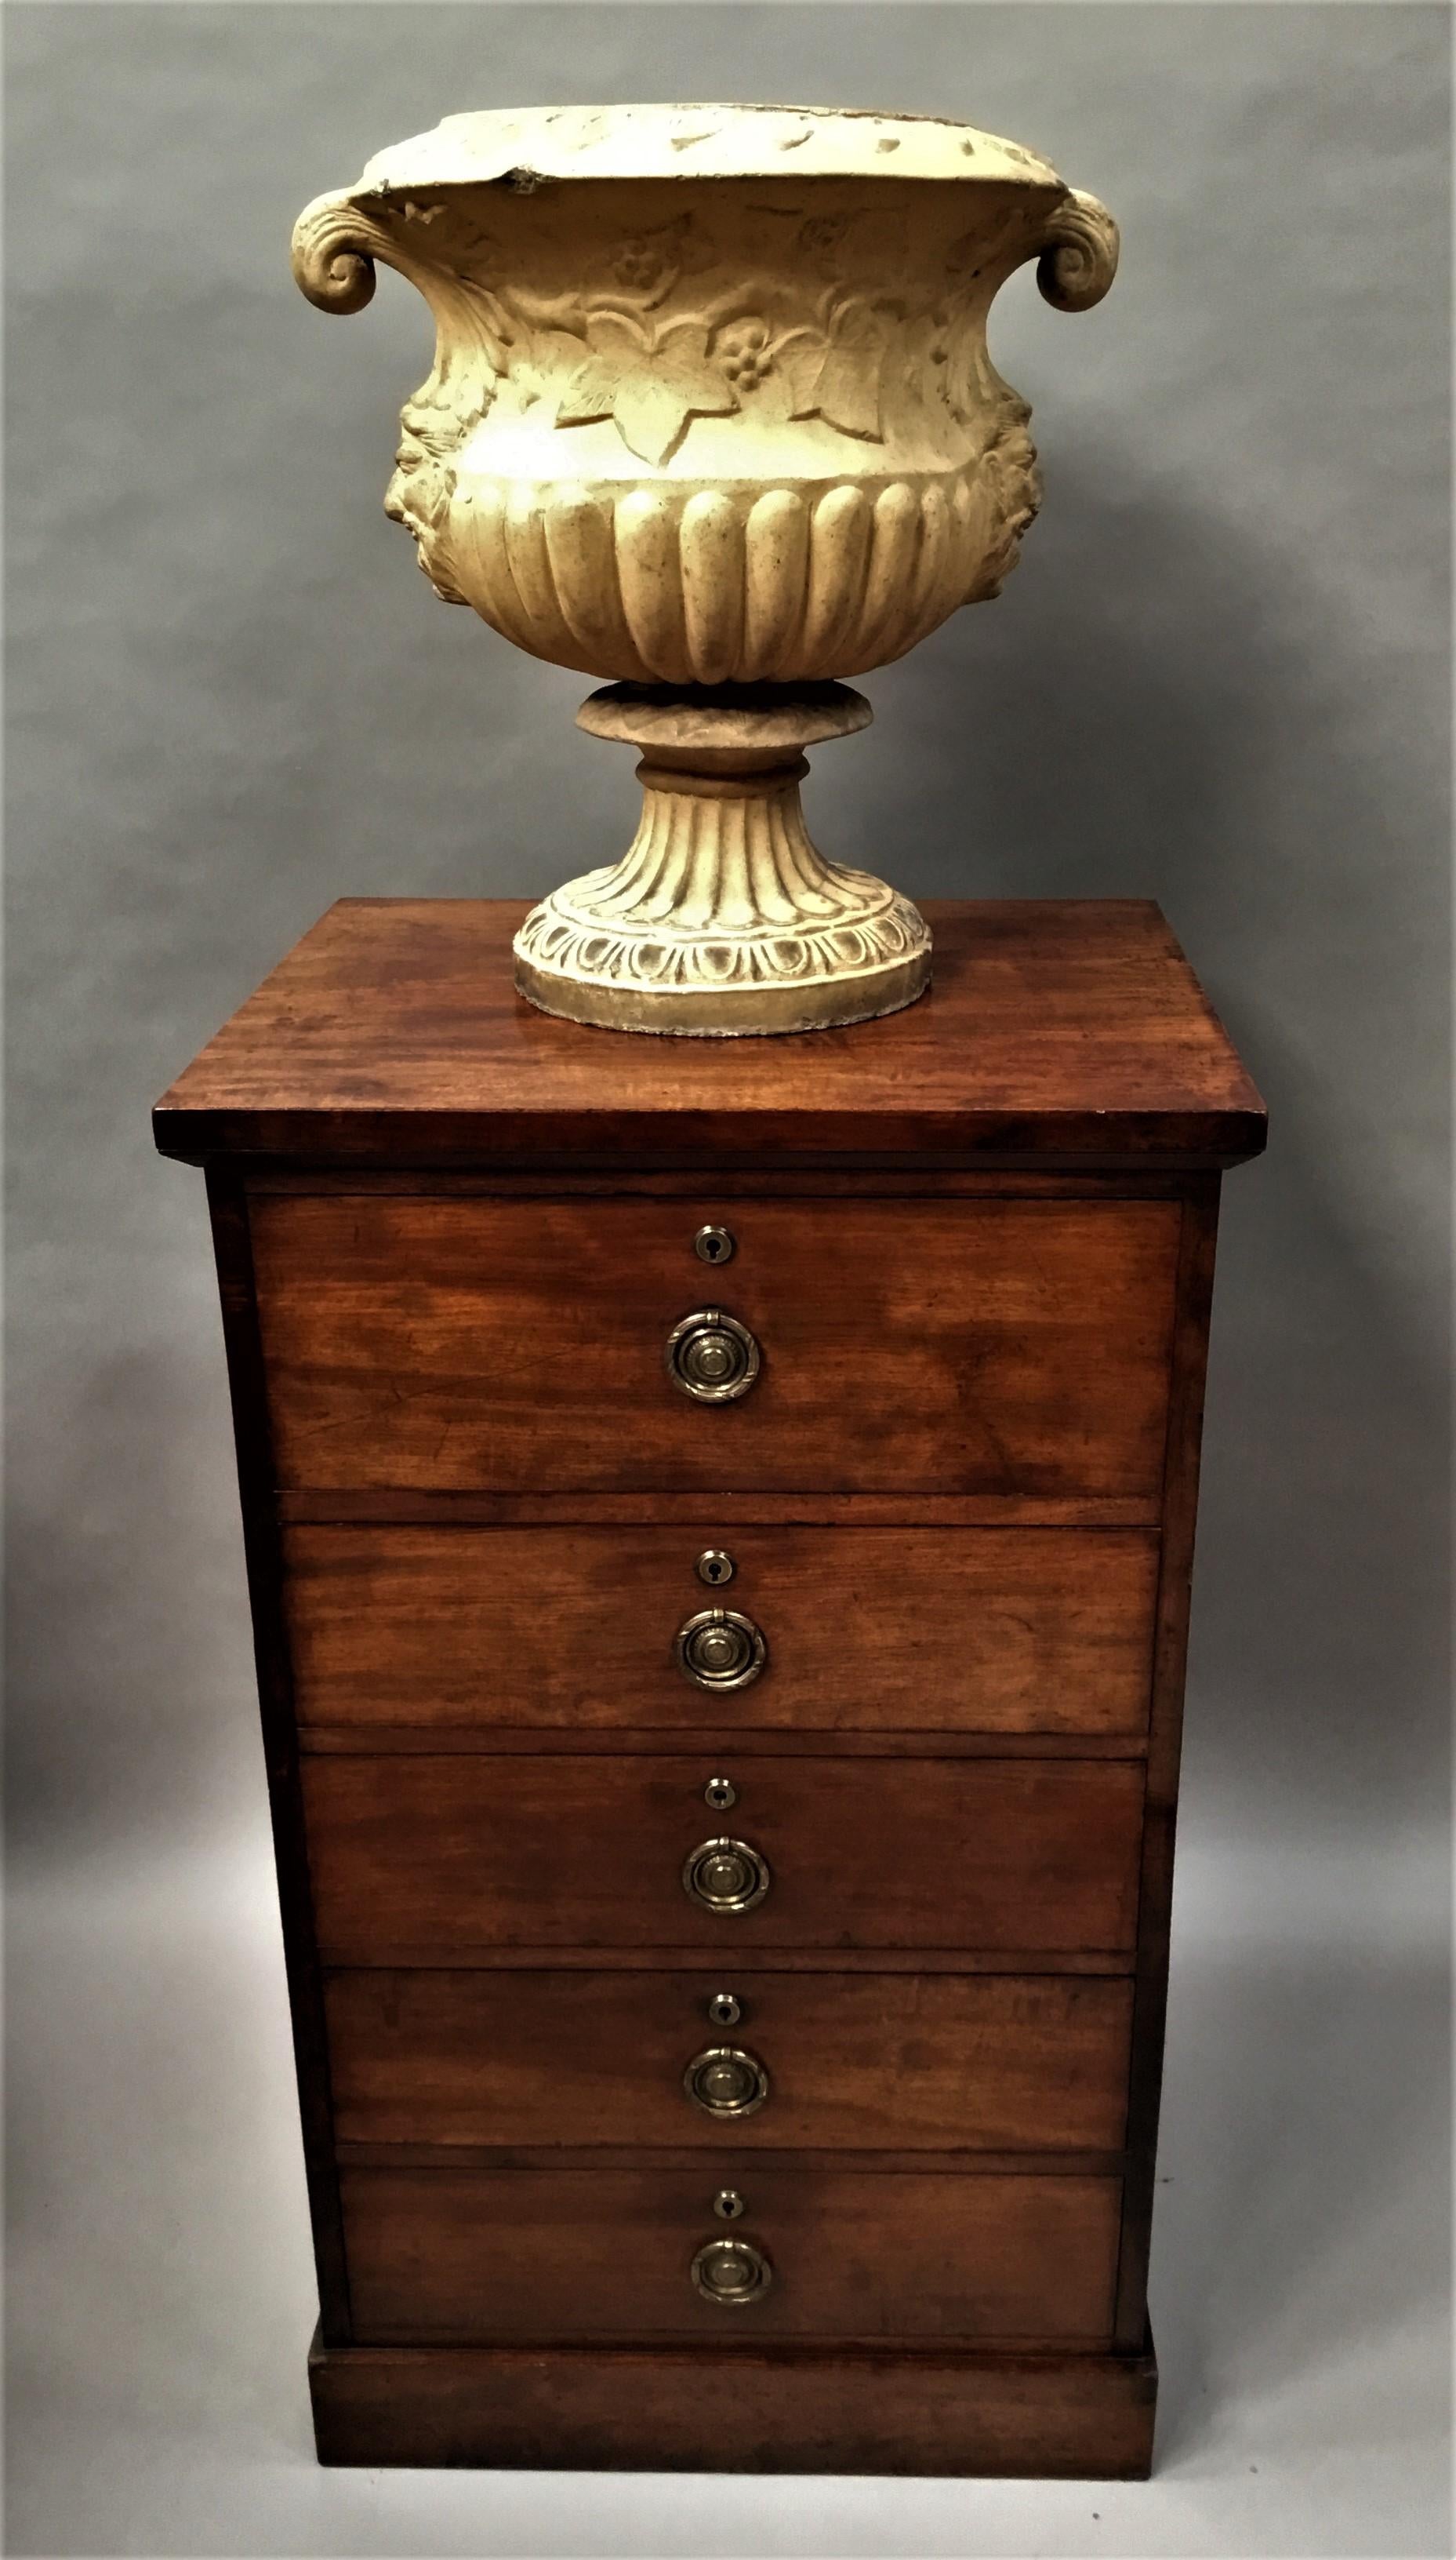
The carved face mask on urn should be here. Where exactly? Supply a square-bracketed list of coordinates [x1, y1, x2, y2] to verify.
[292, 103, 1118, 1034]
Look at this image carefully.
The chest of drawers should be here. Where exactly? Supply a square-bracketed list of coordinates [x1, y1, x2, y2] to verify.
[154, 896, 1264, 2477]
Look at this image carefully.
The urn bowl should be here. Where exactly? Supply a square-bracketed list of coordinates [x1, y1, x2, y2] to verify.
[292, 102, 1118, 688]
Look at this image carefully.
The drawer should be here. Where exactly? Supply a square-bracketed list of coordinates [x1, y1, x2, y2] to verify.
[250, 1195, 1179, 1494]
[339, 2163, 1122, 2344]
[302, 1754, 1145, 1958]
[325, 1969, 1135, 2153]
[285, 1524, 1160, 1737]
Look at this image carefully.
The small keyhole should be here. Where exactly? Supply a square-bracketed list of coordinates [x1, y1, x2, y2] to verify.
[704, 1776, 737, 1811]
[695, 1548, 735, 1588]
[707, 1991, 743, 2027]
[713, 2188, 746, 2220]
[694, 1225, 735, 1267]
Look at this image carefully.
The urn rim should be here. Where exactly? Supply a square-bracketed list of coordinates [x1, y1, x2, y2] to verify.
[354, 100, 1068, 197]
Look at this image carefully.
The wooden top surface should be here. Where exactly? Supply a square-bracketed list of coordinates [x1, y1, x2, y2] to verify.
[153, 899, 1265, 1170]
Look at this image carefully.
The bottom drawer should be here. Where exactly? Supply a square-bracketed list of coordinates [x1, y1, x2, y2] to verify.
[340, 2165, 1122, 2346]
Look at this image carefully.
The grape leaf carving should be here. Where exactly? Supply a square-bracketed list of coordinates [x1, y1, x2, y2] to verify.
[556, 312, 740, 464]
[789, 304, 888, 442]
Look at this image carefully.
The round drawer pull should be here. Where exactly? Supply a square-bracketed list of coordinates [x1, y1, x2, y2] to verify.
[675, 1609, 766, 1692]
[691, 2235, 773, 2307]
[665, 1308, 761, 1403]
[682, 1835, 772, 1915]
[684, 2045, 770, 2118]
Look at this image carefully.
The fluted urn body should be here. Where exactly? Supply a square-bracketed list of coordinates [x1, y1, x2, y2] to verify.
[293, 104, 1117, 1032]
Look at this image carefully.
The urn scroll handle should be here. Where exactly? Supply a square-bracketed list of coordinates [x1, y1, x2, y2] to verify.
[291, 191, 393, 315]
[1033, 190, 1120, 315]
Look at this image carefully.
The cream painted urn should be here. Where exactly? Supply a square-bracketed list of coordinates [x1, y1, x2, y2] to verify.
[292, 104, 1118, 1033]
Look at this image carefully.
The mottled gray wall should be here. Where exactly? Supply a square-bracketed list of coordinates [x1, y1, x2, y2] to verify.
[6, 8, 1450, 2554]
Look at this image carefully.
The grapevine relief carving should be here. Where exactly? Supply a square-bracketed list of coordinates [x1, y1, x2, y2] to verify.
[376, 198, 1021, 492]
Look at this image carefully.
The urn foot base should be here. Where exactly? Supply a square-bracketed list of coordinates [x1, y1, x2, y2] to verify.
[512, 683, 932, 1038]
[514, 939, 931, 1038]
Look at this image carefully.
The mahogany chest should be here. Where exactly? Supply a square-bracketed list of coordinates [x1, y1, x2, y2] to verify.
[154, 896, 1265, 2477]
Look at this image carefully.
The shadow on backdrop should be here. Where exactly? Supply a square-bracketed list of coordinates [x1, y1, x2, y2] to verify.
[854, 451, 1451, 1849]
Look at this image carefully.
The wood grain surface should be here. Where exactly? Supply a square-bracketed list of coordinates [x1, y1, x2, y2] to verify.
[322, 1968, 1135, 2154]
[277, 1487, 1161, 1529]
[251, 1195, 1180, 1494]
[284, 1523, 1160, 1736]
[308, 2330, 1158, 2474]
[301, 1753, 1146, 1958]
[338, 2162, 1123, 2344]
[153, 899, 1266, 1169]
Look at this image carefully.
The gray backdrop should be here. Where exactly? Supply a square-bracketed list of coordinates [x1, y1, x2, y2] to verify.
[6, 5, 1450, 2554]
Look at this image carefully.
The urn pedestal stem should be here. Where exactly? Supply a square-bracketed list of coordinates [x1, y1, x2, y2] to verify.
[512, 684, 932, 1035]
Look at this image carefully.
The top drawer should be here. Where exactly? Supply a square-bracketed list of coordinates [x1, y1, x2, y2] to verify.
[250, 1194, 1179, 1496]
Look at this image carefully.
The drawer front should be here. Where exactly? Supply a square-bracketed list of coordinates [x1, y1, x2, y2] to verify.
[340, 2164, 1122, 2344]
[285, 1524, 1160, 1738]
[303, 1755, 1144, 1957]
[251, 1195, 1178, 1494]
[325, 1968, 1135, 2153]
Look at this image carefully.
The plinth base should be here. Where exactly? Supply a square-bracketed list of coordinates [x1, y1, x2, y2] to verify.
[309, 2329, 1158, 2475]
[513, 683, 932, 1037]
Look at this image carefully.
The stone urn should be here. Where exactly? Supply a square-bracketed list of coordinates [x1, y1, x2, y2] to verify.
[292, 103, 1117, 1033]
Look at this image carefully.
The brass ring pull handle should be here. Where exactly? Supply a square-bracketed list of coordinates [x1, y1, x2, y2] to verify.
[665, 1308, 761, 1403]
[682, 1836, 772, 1915]
[675, 1608, 767, 1691]
[684, 2045, 770, 2119]
[691, 2235, 773, 2307]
